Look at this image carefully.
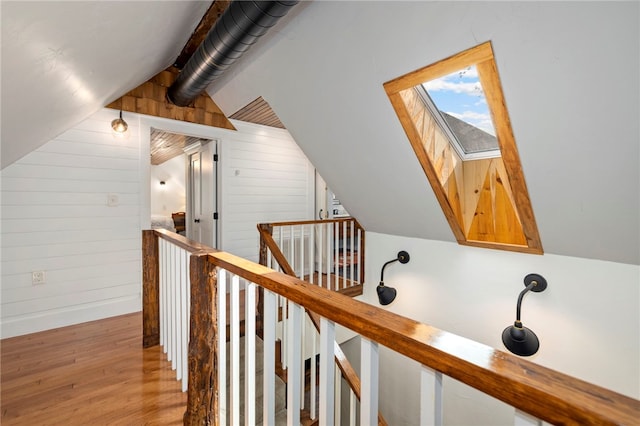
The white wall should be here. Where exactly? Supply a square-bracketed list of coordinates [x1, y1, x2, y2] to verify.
[359, 232, 639, 425]
[150, 154, 186, 217]
[220, 120, 314, 262]
[1, 110, 315, 337]
[211, 1, 640, 266]
[1, 109, 143, 338]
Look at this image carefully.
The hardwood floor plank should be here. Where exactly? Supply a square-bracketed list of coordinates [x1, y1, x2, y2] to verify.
[1, 312, 186, 425]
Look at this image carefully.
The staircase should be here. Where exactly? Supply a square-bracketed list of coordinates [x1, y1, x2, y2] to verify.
[257, 218, 388, 425]
[143, 228, 640, 426]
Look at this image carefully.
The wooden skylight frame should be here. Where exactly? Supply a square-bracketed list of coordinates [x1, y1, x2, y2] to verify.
[384, 41, 543, 254]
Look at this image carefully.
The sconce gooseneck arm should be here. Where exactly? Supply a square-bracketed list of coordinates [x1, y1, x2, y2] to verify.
[515, 281, 536, 323]
[379, 258, 399, 284]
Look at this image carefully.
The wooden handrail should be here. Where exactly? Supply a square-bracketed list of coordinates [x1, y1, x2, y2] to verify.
[144, 230, 639, 425]
[206, 250, 640, 426]
[258, 217, 366, 286]
[142, 229, 216, 348]
[258, 224, 386, 424]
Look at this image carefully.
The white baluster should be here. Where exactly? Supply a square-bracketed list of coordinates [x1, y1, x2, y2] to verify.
[420, 365, 443, 426]
[298, 224, 304, 280]
[326, 223, 332, 290]
[349, 220, 355, 287]
[245, 282, 256, 426]
[263, 289, 277, 426]
[230, 274, 241, 425]
[286, 300, 302, 426]
[218, 268, 227, 425]
[349, 389, 357, 426]
[310, 326, 317, 420]
[159, 239, 166, 350]
[334, 222, 338, 290]
[282, 295, 288, 370]
[360, 337, 379, 426]
[318, 223, 323, 287]
[289, 225, 294, 273]
[170, 244, 176, 367]
[319, 317, 335, 425]
[334, 365, 342, 426]
[356, 228, 362, 284]
[342, 220, 347, 290]
[181, 248, 189, 392]
[308, 224, 315, 285]
[176, 248, 183, 382]
[515, 410, 542, 426]
[301, 313, 306, 409]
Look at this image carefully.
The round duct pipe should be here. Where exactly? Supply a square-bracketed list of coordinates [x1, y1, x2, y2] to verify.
[167, 0, 299, 107]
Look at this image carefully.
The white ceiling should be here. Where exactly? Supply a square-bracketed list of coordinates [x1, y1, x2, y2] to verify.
[1, 1, 638, 265]
[0, 0, 210, 168]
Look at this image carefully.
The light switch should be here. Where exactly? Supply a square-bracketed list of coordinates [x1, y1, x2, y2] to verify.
[107, 193, 119, 206]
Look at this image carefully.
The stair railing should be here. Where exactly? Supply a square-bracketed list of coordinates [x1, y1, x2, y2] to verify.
[258, 218, 365, 296]
[142, 229, 640, 426]
[258, 218, 388, 424]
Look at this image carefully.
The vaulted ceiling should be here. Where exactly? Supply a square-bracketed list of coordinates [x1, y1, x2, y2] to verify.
[1, 1, 638, 265]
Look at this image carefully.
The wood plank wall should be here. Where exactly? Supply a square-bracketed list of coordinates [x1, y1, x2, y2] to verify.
[0, 110, 315, 338]
[1, 109, 142, 337]
[106, 67, 236, 131]
[220, 121, 314, 262]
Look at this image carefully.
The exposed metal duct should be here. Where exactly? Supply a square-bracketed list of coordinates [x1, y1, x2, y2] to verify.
[167, 0, 299, 107]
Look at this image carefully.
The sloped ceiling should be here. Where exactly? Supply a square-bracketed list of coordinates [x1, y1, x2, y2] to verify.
[209, 1, 639, 265]
[0, 1, 211, 168]
[1, 1, 638, 265]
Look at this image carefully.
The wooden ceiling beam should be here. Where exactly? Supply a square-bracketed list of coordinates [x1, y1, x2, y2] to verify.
[173, 0, 231, 70]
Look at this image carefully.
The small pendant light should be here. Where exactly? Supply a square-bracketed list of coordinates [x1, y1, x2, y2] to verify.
[111, 109, 128, 133]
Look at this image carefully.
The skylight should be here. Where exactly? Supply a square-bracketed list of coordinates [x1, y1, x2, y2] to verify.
[420, 65, 500, 159]
[383, 41, 543, 254]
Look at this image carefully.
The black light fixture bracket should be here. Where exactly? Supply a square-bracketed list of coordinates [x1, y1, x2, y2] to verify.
[377, 250, 410, 305]
[502, 273, 548, 357]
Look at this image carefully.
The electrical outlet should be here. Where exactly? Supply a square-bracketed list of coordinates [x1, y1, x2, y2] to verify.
[32, 271, 46, 285]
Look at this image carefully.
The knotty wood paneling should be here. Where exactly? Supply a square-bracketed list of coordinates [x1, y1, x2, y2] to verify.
[230, 96, 286, 129]
[106, 67, 236, 159]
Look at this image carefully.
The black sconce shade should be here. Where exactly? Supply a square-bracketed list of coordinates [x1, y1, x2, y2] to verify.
[502, 273, 548, 356]
[377, 251, 410, 305]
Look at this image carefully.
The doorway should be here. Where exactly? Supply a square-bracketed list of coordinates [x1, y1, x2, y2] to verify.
[184, 139, 218, 248]
[148, 124, 219, 249]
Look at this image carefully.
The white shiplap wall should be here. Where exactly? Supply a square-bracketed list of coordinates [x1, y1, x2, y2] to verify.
[1, 109, 143, 338]
[221, 120, 314, 262]
[1, 111, 314, 338]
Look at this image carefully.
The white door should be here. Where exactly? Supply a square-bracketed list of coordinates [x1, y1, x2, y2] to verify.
[185, 140, 218, 248]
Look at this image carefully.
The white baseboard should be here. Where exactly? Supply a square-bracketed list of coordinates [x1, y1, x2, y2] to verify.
[0, 295, 141, 339]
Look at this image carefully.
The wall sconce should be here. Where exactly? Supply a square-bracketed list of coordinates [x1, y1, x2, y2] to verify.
[111, 109, 128, 133]
[159, 181, 166, 186]
[502, 273, 548, 356]
[377, 250, 410, 305]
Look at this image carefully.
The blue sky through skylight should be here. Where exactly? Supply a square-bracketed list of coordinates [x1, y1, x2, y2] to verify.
[422, 65, 496, 136]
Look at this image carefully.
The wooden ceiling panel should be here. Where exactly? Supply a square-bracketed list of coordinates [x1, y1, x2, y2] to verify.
[230, 97, 285, 129]
[150, 129, 209, 165]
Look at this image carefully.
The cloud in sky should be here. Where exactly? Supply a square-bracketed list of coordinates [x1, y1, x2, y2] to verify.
[423, 65, 496, 135]
[446, 111, 495, 136]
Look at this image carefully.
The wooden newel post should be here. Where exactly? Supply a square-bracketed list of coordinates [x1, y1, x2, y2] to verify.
[257, 223, 273, 339]
[184, 252, 218, 426]
[142, 230, 160, 348]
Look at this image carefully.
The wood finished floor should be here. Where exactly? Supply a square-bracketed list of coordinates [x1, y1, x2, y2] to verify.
[1, 312, 186, 425]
